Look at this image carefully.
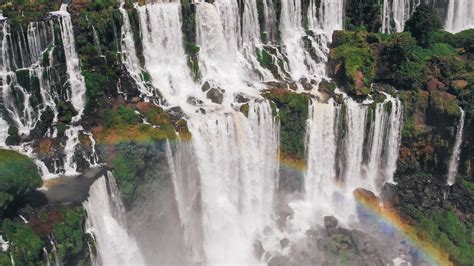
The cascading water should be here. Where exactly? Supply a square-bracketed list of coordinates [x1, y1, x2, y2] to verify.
[52, 7, 88, 175]
[83, 173, 145, 265]
[382, 0, 420, 33]
[447, 108, 465, 185]
[119, 3, 152, 97]
[195, 1, 271, 97]
[166, 141, 204, 263]
[279, 0, 342, 84]
[187, 100, 279, 264]
[300, 94, 403, 226]
[445, 0, 474, 33]
[137, 2, 198, 107]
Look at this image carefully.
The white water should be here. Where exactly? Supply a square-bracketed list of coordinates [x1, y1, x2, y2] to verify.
[303, 100, 355, 223]
[279, 0, 341, 84]
[447, 108, 465, 185]
[84, 173, 145, 265]
[137, 2, 199, 107]
[166, 140, 204, 263]
[296, 95, 403, 228]
[195, 1, 267, 99]
[187, 100, 279, 264]
[0, 117, 7, 146]
[57, 14, 86, 120]
[445, 0, 474, 33]
[382, 0, 420, 33]
[119, 3, 152, 97]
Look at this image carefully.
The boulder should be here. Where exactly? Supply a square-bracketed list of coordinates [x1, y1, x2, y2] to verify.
[206, 88, 224, 104]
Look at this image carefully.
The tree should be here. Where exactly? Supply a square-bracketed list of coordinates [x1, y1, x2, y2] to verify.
[404, 4, 443, 47]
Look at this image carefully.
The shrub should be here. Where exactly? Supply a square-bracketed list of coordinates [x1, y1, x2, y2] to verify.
[0, 150, 42, 215]
[405, 4, 443, 47]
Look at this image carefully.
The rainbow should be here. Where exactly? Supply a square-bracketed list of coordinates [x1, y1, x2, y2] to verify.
[353, 189, 453, 266]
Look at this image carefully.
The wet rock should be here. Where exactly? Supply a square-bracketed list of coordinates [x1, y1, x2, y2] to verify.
[451, 79, 468, 90]
[288, 82, 298, 91]
[201, 81, 211, 92]
[268, 255, 291, 266]
[167, 106, 185, 122]
[299, 78, 313, 91]
[253, 240, 264, 259]
[206, 88, 224, 104]
[324, 216, 338, 232]
[187, 96, 204, 105]
[234, 93, 251, 103]
[280, 238, 290, 249]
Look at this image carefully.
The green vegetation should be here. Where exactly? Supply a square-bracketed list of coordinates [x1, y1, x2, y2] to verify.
[264, 89, 310, 160]
[0, 149, 42, 216]
[1, 219, 43, 265]
[405, 206, 474, 265]
[344, 0, 382, 32]
[53, 208, 87, 262]
[404, 4, 443, 47]
[0, 0, 60, 26]
[112, 145, 146, 204]
[330, 44, 375, 95]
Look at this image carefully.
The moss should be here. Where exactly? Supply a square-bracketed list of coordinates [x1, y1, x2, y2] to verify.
[240, 103, 250, 117]
[1, 219, 43, 265]
[96, 106, 176, 144]
[404, 207, 474, 265]
[0, 149, 42, 215]
[52, 208, 87, 262]
[330, 44, 375, 95]
[0, 0, 60, 27]
[264, 89, 310, 160]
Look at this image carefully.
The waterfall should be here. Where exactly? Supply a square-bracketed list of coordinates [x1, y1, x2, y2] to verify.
[382, 0, 420, 33]
[187, 100, 279, 264]
[447, 108, 465, 185]
[195, 1, 269, 97]
[303, 100, 356, 223]
[56, 14, 86, 120]
[119, 3, 152, 97]
[445, 0, 474, 33]
[137, 2, 198, 107]
[279, 0, 339, 84]
[0, 117, 7, 146]
[166, 140, 204, 263]
[83, 173, 145, 265]
[302, 95, 403, 225]
[0, 20, 56, 136]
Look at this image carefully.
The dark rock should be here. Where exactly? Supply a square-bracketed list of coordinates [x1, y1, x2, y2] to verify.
[206, 88, 224, 104]
[324, 216, 338, 232]
[280, 238, 290, 249]
[253, 240, 264, 259]
[234, 93, 251, 103]
[299, 78, 313, 91]
[201, 81, 211, 92]
[187, 96, 204, 105]
[268, 255, 291, 266]
[167, 106, 185, 123]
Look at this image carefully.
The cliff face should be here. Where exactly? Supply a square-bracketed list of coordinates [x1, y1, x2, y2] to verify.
[0, 0, 472, 265]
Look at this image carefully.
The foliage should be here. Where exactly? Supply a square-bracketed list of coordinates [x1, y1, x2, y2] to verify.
[1, 219, 43, 265]
[53, 208, 87, 262]
[0, 0, 60, 26]
[112, 146, 145, 203]
[344, 0, 382, 32]
[405, 207, 474, 265]
[404, 4, 443, 47]
[264, 89, 309, 160]
[104, 106, 140, 128]
[393, 60, 426, 90]
[331, 44, 375, 95]
[0, 150, 42, 215]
